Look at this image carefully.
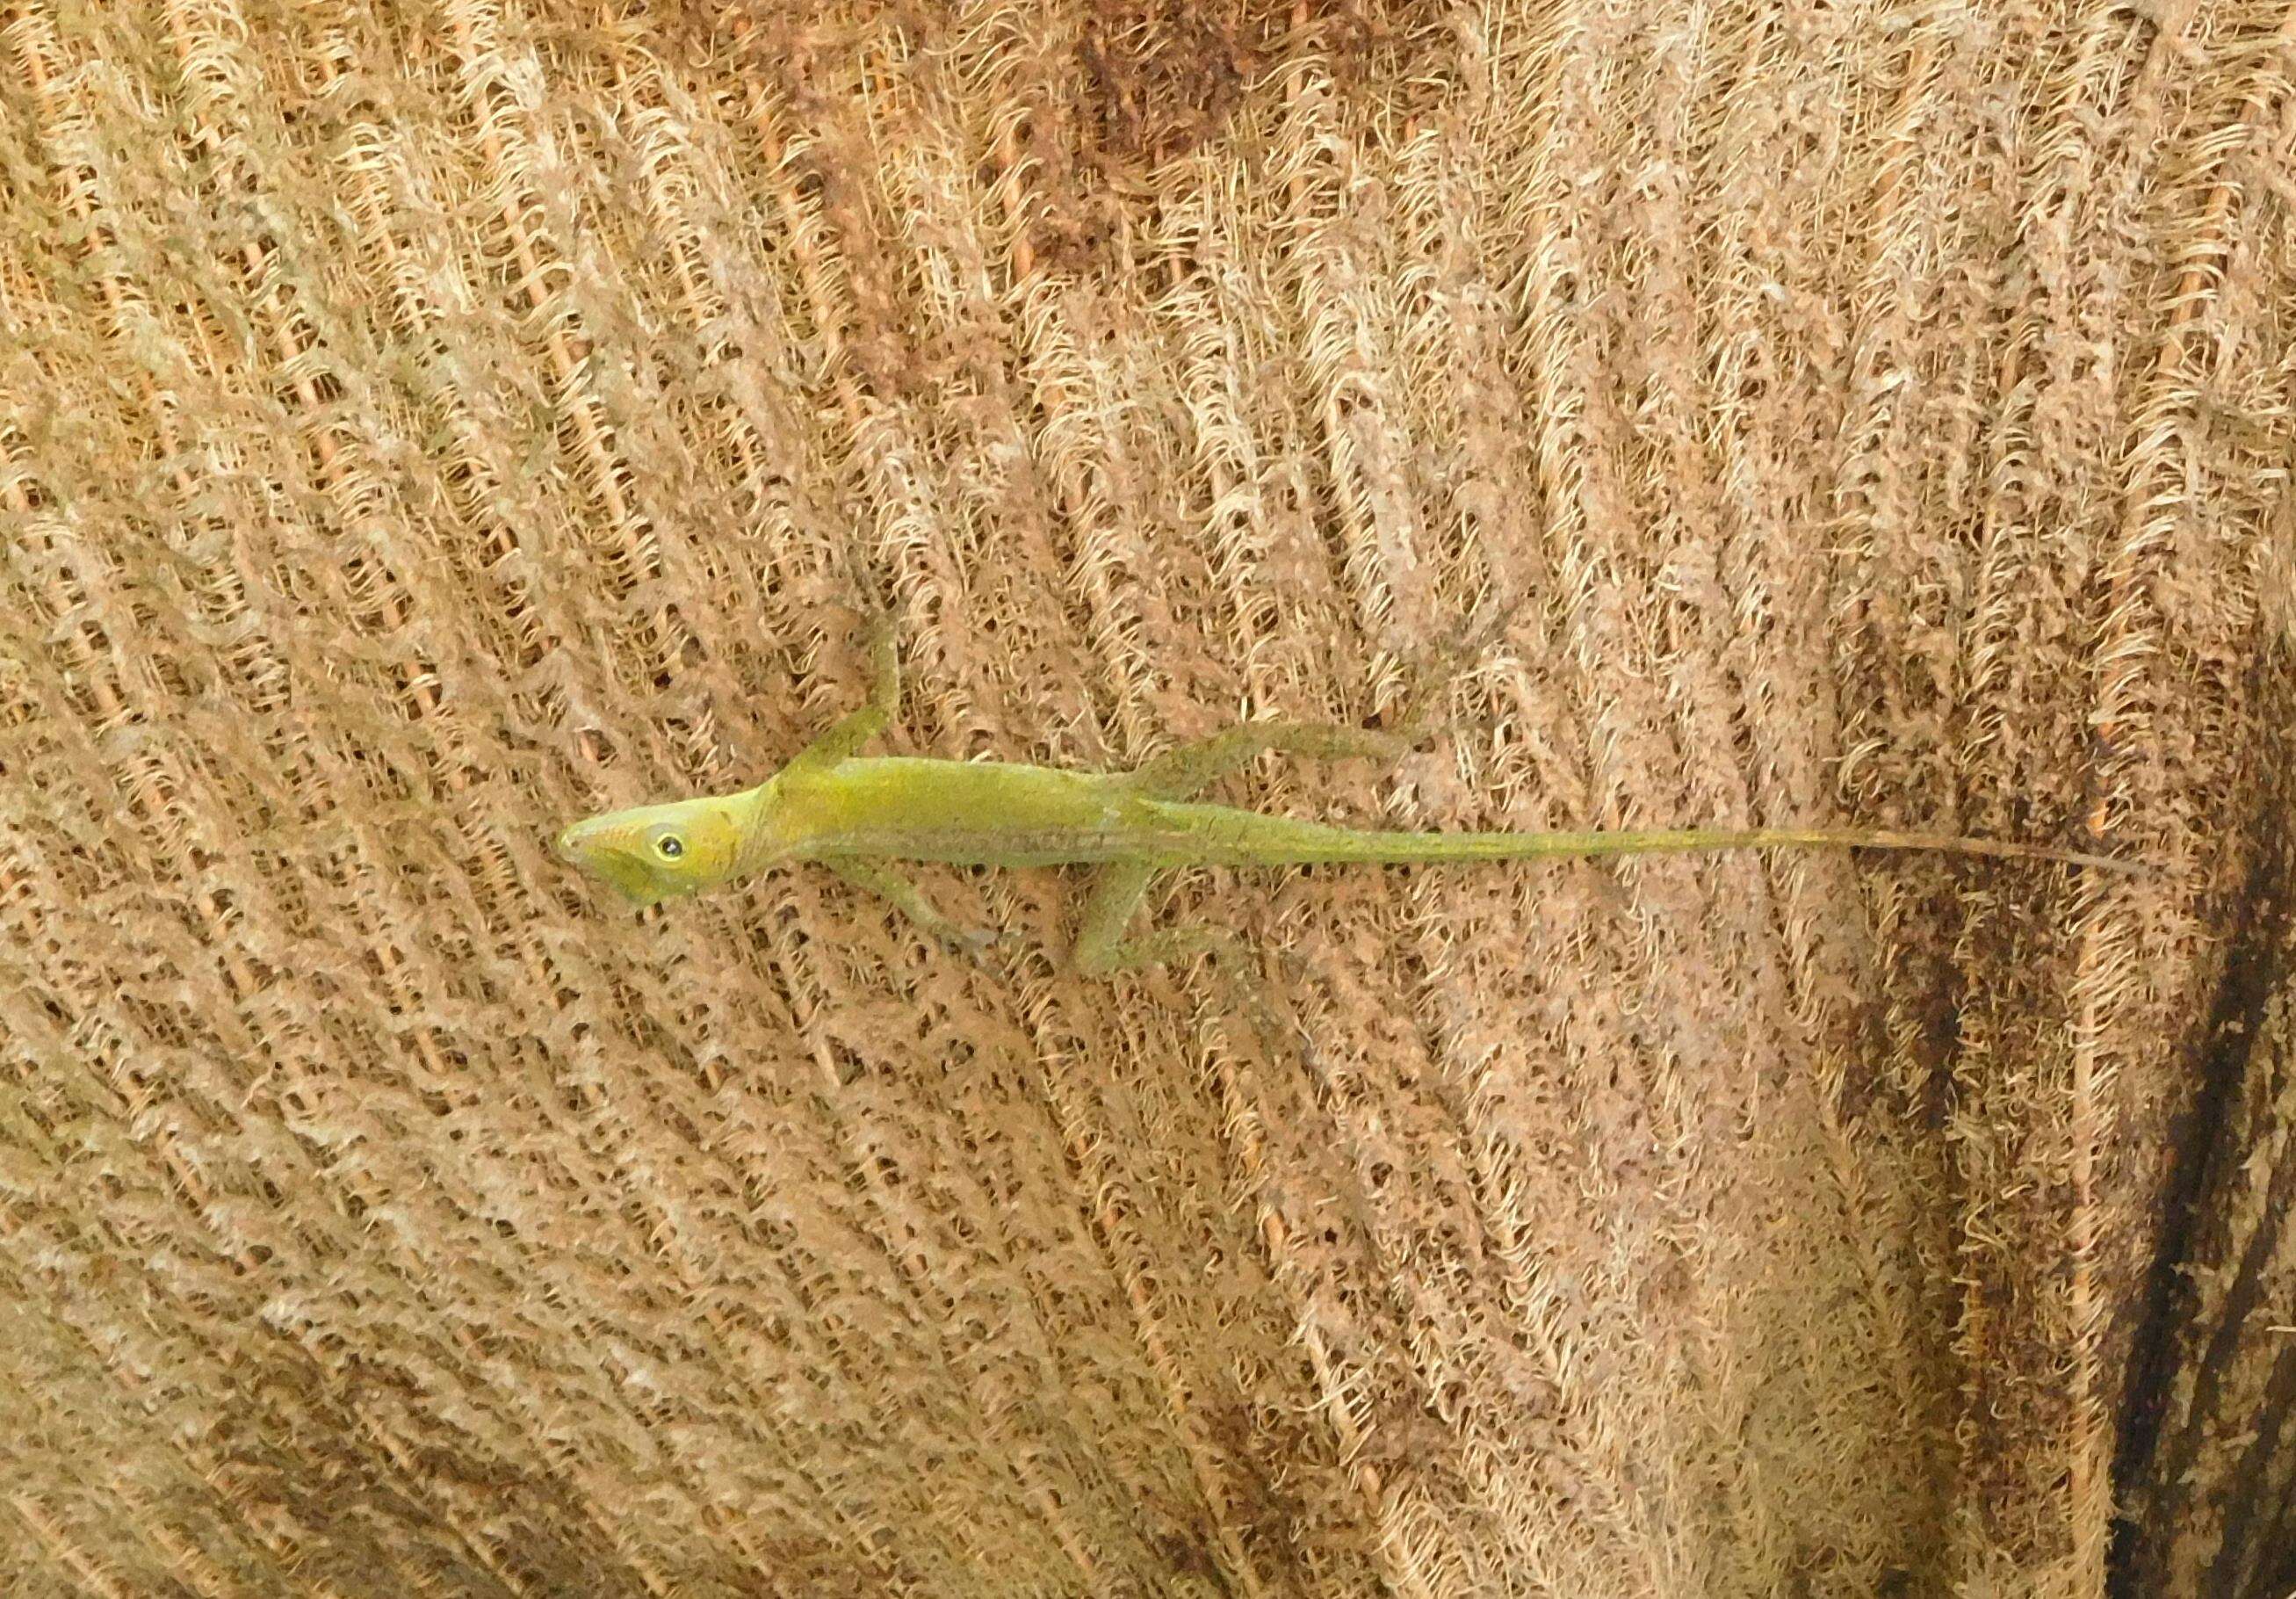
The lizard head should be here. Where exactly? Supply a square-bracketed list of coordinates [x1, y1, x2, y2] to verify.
[554, 796, 744, 908]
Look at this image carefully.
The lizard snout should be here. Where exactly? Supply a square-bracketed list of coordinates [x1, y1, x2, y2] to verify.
[553, 821, 602, 864]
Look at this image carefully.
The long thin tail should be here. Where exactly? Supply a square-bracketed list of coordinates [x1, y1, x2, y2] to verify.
[1212, 818, 2141, 874]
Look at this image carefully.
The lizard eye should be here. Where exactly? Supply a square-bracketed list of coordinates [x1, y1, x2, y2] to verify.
[654, 834, 685, 860]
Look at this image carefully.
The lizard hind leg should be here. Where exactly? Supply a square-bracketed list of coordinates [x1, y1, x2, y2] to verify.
[1121, 721, 1415, 802]
[1072, 863, 1235, 975]
[1120, 582, 1531, 800]
[1071, 861, 1296, 1052]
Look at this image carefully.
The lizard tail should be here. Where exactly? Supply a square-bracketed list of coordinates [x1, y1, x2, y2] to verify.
[1197, 818, 2141, 875]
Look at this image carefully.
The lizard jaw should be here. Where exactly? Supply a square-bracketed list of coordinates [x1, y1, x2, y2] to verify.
[554, 819, 668, 907]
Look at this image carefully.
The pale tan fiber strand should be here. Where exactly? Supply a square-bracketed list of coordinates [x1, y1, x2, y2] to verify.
[3, 1, 2289, 1595]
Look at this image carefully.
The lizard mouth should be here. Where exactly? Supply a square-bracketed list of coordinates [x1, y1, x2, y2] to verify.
[555, 822, 667, 907]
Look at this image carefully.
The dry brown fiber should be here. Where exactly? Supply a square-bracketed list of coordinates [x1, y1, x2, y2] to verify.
[3, 0, 2292, 1594]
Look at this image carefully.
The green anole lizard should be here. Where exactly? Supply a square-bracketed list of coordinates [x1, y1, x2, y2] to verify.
[555, 624, 2139, 973]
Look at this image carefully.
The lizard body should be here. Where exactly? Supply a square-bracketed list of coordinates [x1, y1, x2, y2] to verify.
[555, 629, 2137, 973]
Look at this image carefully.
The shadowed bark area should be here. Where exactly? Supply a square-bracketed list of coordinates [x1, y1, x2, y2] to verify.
[0, 2, 2290, 1595]
[2111, 644, 2296, 1599]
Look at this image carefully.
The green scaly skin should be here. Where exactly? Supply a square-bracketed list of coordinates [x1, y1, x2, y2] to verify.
[555, 632, 2140, 974]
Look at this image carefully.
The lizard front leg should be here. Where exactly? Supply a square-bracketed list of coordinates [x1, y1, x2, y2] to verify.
[823, 858, 996, 953]
[787, 614, 901, 771]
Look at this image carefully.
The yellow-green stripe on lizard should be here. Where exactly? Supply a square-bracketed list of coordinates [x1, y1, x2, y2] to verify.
[554, 626, 2139, 974]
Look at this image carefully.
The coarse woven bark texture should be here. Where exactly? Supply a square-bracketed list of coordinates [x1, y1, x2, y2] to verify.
[2, 1, 2292, 1595]
[2112, 765, 2296, 1596]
